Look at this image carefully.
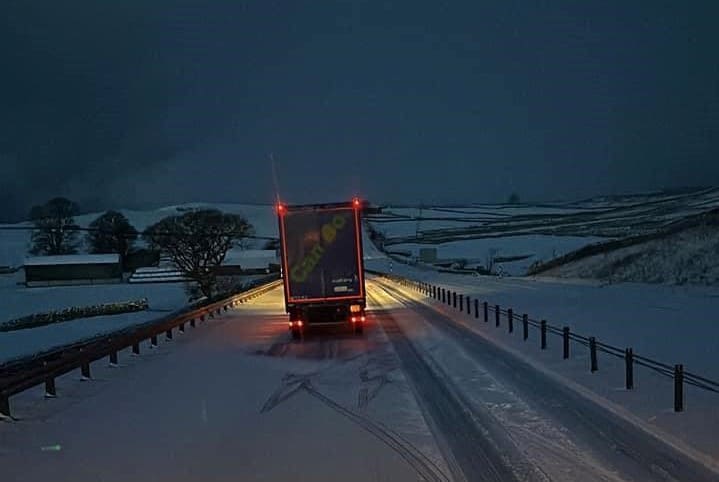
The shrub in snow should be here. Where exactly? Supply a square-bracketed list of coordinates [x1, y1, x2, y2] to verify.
[0, 299, 149, 332]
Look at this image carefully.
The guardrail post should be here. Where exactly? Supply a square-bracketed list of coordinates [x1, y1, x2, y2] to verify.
[109, 351, 118, 366]
[45, 377, 57, 398]
[81, 361, 91, 380]
[563, 327, 570, 359]
[495, 305, 500, 327]
[132, 342, 140, 355]
[474, 299, 479, 318]
[166, 328, 173, 340]
[483, 302, 488, 322]
[589, 337, 598, 372]
[441, 289, 446, 304]
[151, 335, 158, 348]
[508, 308, 513, 333]
[179, 323, 185, 334]
[625, 348, 634, 390]
[190, 318, 196, 328]
[541, 320, 547, 349]
[674, 364, 684, 412]
[453, 292, 457, 308]
[522, 314, 528, 340]
[466, 296, 471, 314]
[0, 394, 10, 418]
[459, 294, 463, 311]
[200, 315, 206, 322]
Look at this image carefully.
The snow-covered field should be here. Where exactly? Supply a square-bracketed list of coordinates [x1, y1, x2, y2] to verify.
[367, 187, 719, 276]
[0, 271, 188, 364]
[388, 235, 607, 276]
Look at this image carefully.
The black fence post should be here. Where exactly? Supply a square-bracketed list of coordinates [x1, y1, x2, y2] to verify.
[81, 361, 91, 380]
[483, 302, 488, 322]
[541, 320, 547, 349]
[132, 342, 140, 355]
[109, 351, 118, 366]
[674, 364, 684, 412]
[442, 289, 446, 304]
[45, 377, 57, 398]
[508, 308, 514, 333]
[589, 337, 598, 372]
[453, 292, 457, 308]
[474, 299, 479, 318]
[466, 296, 471, 314]
[459, 294, 463, 311]
[151, 335, 158, 348]
[522, 314, 528, 340]
[166, 328, 173, 340]
[495, 305, 500, 327]
[625, 348, 634, 390]
[563, 327, 570, 359]
[179, 323, 185, 334]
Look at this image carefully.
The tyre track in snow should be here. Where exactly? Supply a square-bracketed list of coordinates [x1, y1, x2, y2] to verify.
[367, 290, 534, 482]
[373, 279, 719, 482]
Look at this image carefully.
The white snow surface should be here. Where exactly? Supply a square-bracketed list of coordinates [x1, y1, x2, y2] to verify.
[0, 290, 450, 482]
[364, 239, 719, 462]
[0, 271, 187, 364]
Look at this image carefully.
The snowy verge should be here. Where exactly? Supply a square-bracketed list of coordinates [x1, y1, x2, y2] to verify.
[379, 276, 719, 471]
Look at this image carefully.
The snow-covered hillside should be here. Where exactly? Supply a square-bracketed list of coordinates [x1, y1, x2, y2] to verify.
[366, 187, 719, 278]
[540, 210, 719, 285]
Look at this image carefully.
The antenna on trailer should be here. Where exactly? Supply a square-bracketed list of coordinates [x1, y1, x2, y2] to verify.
[270, 153, 281, 205]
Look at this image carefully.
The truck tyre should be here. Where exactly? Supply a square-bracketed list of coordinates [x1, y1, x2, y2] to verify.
[291, 327, 301, 340]
[354, 323, 363, 335]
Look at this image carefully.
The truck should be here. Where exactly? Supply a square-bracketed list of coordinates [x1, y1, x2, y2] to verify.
[277, 198, 366, 339]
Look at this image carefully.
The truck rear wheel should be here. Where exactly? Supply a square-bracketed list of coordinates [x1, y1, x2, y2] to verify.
[354, 323, 363, 335]
[291, 327, 302, 340]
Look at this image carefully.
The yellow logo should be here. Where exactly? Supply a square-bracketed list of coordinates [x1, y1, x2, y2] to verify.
[292, 214, 348, 283]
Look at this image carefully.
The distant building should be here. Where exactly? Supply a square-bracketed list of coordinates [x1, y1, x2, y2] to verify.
[24, 254, 122, 287]
[216, 249, 279, 275]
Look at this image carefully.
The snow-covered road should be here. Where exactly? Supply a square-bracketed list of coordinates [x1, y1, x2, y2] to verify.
[370, 279, 718, 481]
[0, 284, 449, 482]
[2, 279, 717, 481]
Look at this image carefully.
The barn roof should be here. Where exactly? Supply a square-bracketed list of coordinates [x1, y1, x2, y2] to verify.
[24, 254, 121, 266]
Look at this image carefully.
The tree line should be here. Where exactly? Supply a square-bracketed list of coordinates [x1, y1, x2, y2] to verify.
[27, 197, 255, 298]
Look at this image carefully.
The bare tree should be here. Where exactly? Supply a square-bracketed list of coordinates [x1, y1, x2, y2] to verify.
[86, 210, 138, 262]
[29, 197, 80, 255]
[143, 209, 254, 299]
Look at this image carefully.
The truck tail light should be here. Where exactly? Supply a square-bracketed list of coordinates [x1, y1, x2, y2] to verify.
[350, 304, 361, 313]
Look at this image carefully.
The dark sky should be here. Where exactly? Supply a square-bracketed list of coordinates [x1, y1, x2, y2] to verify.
[1, 1, 718, 220]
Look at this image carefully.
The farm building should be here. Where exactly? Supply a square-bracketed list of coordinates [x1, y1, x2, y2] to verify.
[24, 254, 122, 287]
[217, 249, 279, 275]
